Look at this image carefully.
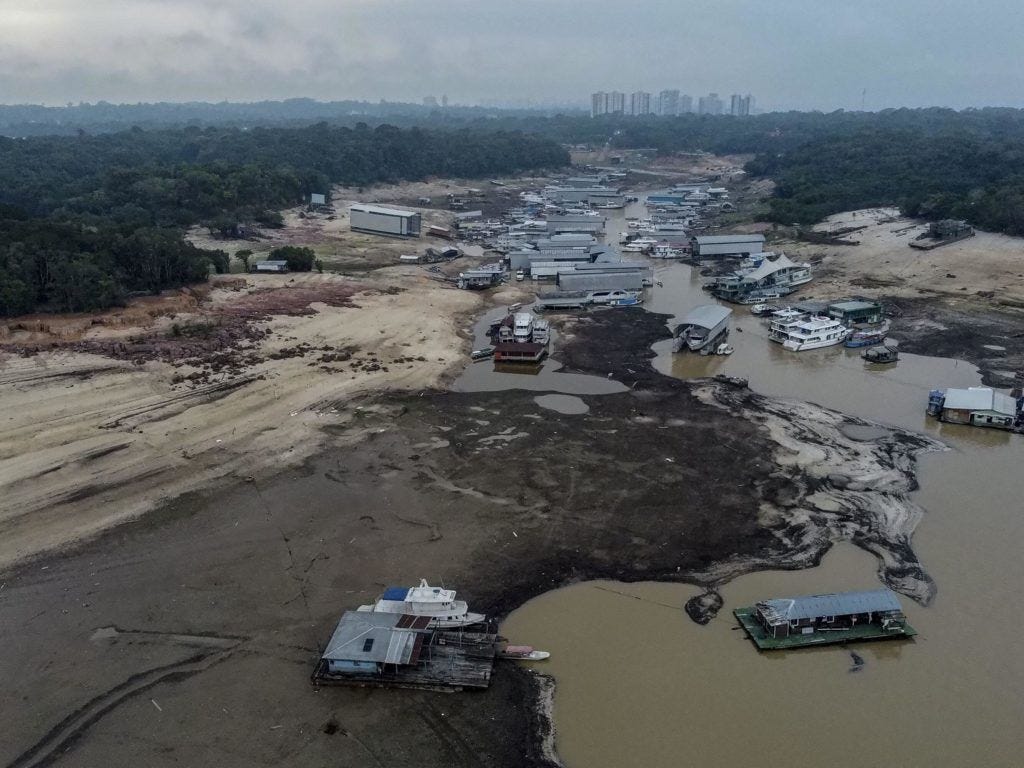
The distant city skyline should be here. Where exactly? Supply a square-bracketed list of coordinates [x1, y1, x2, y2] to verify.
[591, 90, 754, 117]
[1, 2, 1024, 111]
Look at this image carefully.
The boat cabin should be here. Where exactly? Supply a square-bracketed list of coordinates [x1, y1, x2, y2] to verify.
[828, 300, 883, 326]
[321, 612, 431, 675]
[927, 387, 1021, 429]
[754, 589, 909, 639]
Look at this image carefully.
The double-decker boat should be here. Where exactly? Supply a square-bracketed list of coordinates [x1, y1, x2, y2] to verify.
[357, 579, 485, 629]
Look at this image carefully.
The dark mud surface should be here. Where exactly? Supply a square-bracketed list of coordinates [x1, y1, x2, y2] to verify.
[887, 297, 1024, 387]
[0, 306, 939, 768]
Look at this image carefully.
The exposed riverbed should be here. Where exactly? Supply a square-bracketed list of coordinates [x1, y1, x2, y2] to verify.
[503, 255, 1024, 768]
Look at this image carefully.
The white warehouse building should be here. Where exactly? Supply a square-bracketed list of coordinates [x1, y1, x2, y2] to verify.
[349, 204, 421, 238]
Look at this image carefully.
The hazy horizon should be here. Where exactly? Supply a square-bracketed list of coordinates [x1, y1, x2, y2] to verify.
[2, 1, 1023, 112]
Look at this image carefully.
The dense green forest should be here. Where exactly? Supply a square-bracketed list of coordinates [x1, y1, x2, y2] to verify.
[0, 123, 567, 316]
[0, 99, 582, 137]
[6, 102, 1024, 317]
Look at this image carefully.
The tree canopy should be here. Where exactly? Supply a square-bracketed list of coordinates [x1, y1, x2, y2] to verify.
[0, 123, 568, 316]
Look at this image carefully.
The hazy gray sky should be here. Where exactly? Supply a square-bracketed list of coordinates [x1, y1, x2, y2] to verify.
[2, 0, 1023, 110]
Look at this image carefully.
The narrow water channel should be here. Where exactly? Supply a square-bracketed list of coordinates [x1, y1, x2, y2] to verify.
[493, 211, 1024, 766]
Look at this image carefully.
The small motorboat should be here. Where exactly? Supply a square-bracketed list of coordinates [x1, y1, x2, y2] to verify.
[715, 343, 734, 355]
[863, 345, 899, 364]
[498, 645, 550, 661]
[750, 303, 780, 316]
[610, 295, 641, 307]
[471, 346, 495, 360]
[845, 327, 888, 348]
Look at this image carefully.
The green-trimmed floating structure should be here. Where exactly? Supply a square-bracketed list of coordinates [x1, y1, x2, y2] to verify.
[734, 589, 916, 651]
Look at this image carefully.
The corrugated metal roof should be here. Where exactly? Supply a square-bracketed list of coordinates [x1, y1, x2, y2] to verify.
[573, 262, 647, 272]
[349, 203, 418, 218]
[757, 589, 903, 624]
[557, 272, 644, 292]
[680, 304, 732, 330]
[695, 234, 765, 245]
[321, 612, 424, 665]
[942, 387, 1017, 415]
[546, 215, 606, 223]
[742, 253, 801, 282]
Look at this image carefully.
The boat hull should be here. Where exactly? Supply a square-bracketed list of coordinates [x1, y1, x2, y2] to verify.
[845, 335, 886, 348]
[356, 604, 487, 629]
[782, 336, 846, 351]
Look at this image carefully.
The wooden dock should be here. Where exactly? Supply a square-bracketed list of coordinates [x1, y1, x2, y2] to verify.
[312, 631, 497, 691]
[734, 607, 917, 651]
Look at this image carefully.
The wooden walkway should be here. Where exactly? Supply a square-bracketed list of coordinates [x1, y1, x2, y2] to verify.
[313, 635, 497, 691]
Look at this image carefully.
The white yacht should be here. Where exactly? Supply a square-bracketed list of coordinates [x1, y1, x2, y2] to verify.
[357, 579, 486, 629]
[513, 312, 534, 342]
[767, 308, 807, 343]
[780, 316, 850, 351]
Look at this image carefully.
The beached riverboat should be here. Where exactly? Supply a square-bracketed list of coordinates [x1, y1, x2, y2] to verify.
[779, 316, 850, 351]
[357, 580, 485, 629]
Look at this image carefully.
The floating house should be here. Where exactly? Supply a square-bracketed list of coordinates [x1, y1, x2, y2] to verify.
[646, 193, 691, 208]
[708, 252, 812, 302]
[927, 387, 1021, 429]
[493, 342, 547, 363]
[557, 271, 645, 294]
[734, 589, 916, 650]
[313, 611, 496, 690]
[691, 234, 766, 259]
[546, 215, 606, 234]
[673, 305, 732, 352]
[828, 300, 883, 326]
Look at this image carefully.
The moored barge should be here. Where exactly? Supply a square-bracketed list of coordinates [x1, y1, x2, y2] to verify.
[734, 589, 916, 650]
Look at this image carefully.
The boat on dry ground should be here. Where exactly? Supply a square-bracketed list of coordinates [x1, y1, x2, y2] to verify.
[357, 579, 485, 629]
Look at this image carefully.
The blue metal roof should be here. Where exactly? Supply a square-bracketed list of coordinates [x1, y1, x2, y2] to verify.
[757, 589, 903, 623]
[382, 587, 410, 601]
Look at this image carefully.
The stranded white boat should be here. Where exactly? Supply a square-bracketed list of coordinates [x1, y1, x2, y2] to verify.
[498, 645, 550, 661]
[780, 316, 850, 351]
[512, 312, 534, 342]
[357, 579, 485, 629]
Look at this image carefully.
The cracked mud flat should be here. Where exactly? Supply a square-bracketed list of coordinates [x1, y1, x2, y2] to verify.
[0, 308, 942, 768]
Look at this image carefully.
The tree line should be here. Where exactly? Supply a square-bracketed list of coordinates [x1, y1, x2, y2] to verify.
[0, 123, 568, 316]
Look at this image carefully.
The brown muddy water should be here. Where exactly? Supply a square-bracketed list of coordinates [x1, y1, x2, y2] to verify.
[500, 224, 1024, 766]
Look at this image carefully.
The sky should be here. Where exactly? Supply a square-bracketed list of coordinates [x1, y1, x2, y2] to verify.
[1, 0, 1023, 111]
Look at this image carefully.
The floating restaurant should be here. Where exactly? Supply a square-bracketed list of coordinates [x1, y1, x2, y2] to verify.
[734, 589, 916, 650]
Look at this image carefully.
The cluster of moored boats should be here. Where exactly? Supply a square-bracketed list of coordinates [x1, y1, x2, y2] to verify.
[672, 302, 898, 362]
[765, 306, 896, 358]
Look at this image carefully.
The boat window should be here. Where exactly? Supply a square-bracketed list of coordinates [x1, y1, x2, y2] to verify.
[362, 638, 374, 652]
